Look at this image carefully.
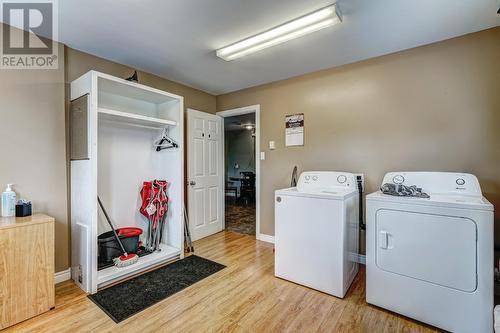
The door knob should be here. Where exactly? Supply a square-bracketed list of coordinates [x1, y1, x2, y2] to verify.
[189, 181, 196, 186]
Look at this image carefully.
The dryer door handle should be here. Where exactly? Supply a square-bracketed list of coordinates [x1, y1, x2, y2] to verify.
[379, 231, 389, 249]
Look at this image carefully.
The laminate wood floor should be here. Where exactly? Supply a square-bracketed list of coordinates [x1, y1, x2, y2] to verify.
[5, 231, 440, 333]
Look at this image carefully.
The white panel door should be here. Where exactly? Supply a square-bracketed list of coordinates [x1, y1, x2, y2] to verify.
[187, 109, 223, 241]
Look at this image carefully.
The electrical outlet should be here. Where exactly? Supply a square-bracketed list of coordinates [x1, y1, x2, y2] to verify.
[354, 173, 365, 192]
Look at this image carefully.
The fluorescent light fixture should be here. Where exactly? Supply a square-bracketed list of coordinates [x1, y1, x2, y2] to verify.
[216, 4, 342, 61]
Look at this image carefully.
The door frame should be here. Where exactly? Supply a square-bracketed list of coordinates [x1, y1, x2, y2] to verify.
[217, 105, 261, 239]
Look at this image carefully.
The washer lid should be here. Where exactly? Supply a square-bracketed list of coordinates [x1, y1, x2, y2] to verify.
[276, 187, 356, 200]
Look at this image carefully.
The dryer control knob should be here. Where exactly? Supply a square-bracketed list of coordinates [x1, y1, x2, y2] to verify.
[393, 175, 405, 184]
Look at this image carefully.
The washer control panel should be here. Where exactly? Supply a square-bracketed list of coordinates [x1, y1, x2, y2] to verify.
[297, 171, 356, 192]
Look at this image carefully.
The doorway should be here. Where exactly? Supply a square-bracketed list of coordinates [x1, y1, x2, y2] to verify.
[217, 105, 261, 238]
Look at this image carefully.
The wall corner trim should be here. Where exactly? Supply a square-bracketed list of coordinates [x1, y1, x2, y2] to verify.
[55, 268, 71, 284]
[257, 234, 275, 244]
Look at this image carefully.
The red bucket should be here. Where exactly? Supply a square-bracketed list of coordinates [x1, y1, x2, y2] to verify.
[118, 227, 143, 237]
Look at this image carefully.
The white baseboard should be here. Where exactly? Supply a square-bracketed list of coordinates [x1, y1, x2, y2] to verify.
[54, 268, 71, 284]
[257, 234, 275, 244]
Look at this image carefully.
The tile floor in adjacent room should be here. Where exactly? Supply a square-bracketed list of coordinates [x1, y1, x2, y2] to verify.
[224, 197, 256, 236]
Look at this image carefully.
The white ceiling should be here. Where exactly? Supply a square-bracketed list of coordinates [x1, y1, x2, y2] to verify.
[58, 0, 500, 94]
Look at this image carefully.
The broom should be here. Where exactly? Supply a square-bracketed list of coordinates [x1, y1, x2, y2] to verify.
[98, 196, 139, 267]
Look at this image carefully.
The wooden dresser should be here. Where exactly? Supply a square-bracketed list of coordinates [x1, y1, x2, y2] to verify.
[0, 214, 55, 329]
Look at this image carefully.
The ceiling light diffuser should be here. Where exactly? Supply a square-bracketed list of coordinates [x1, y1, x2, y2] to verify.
[216, 4, 342, 61]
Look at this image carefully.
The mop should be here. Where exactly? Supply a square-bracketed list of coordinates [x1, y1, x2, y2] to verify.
[97, 196, 139, 267]
[184, 205, 194, 253]
[140, 180, 169, 252]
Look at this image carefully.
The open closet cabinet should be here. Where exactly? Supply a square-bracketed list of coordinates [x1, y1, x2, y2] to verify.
[70, 71, 184, 294]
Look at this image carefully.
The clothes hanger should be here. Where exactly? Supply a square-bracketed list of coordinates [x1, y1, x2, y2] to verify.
[153, 128, 178, 151]
[153, 128, 179, 151]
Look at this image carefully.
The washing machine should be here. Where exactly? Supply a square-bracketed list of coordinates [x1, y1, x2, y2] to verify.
[275, 171, 359, 298]
[366, 172, 493, 332]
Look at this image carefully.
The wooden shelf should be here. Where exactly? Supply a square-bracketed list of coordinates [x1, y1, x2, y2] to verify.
[98, 108, 177, 128]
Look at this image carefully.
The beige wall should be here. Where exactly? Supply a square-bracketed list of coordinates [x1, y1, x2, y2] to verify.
[0, 26, 68, 271]
[217, 27, 500, 236]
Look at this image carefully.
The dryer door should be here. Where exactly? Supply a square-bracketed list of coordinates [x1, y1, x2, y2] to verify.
[375, 209, 477, 292]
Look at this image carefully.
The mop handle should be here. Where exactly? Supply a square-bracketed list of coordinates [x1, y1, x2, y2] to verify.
[97, 196, 128, 255]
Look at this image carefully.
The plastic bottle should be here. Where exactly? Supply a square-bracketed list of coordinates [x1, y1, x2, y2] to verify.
[1, 184, 16, 217]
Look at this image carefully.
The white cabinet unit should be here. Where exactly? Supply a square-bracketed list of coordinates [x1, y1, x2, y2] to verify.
[70, 71, 184, 294]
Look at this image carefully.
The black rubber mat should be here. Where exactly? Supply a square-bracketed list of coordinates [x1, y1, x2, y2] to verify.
[88, 255, 226, 322]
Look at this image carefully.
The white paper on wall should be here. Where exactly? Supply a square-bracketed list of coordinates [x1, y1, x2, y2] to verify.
[285, 113, 304, 147]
